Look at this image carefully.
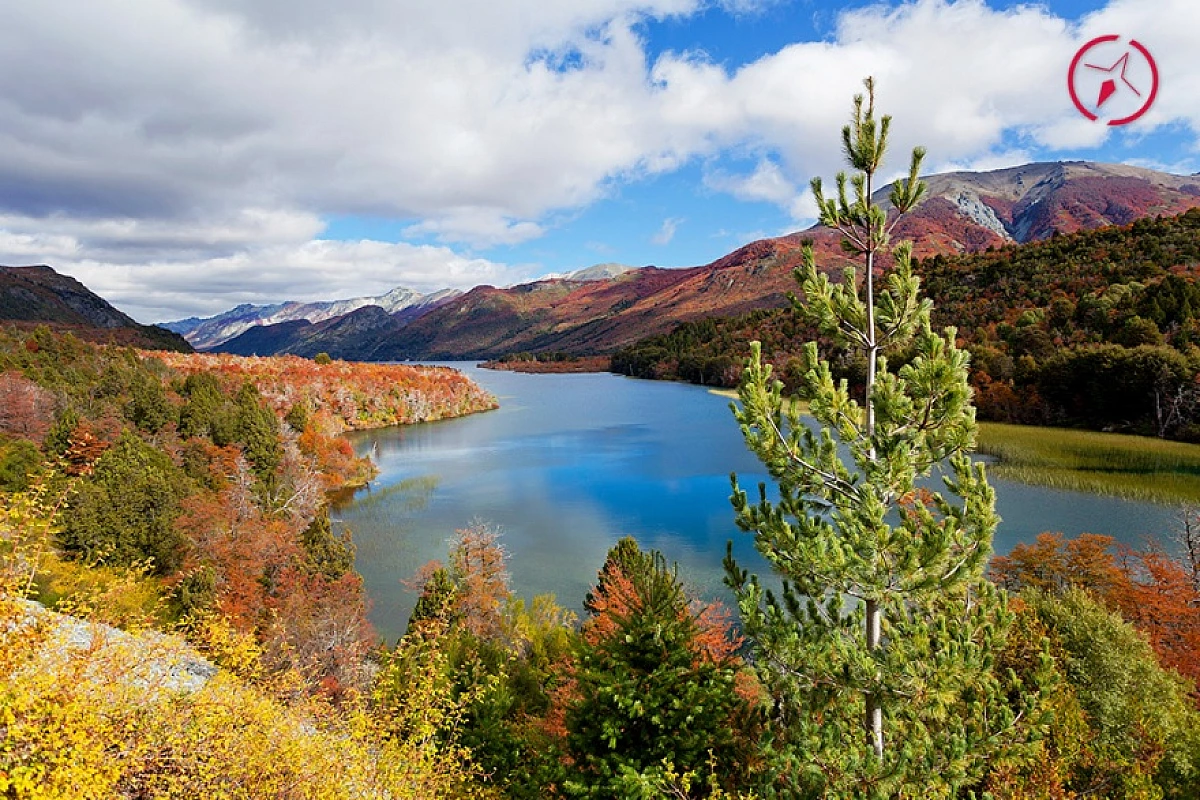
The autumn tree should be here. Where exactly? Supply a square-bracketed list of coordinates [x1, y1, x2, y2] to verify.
[990, 529, 1200, 693]
[1118, 546, 1200, 696]
[989, 531, 1130, 598]
[447, 522, 511, 641]
[726, 78, 1041, 796]
[1026, 588, 1200, 798]
[0, 371, 56, 444]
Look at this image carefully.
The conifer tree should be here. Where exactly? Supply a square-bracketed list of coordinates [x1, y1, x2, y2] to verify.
[726, 78, 1044, 797]
[567, 539, 753, 798]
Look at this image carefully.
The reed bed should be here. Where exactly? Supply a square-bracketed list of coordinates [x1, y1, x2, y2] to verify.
[976, 422, 1200, 505]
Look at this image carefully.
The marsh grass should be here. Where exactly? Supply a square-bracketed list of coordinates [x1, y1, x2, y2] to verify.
[976, 422, 1200, 505]
[717, 387, 1200, 504]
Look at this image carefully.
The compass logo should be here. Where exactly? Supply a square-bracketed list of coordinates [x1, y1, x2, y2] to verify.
[1068, 35, 1159, 126]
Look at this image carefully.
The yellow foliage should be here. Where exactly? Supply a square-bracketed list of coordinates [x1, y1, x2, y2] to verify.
[182, 610, 268, 683]
[1, 481, 63, 599]
[1, 483, 490, 798]
[0, 602, 494, 798]
[34, 554, 165, 632]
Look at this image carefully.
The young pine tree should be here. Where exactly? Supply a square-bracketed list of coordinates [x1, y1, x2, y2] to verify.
[567, 539, 755, 798]
[725, 78, 1047, 797]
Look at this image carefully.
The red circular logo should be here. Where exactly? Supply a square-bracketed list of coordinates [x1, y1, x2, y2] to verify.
[1068, 35, 1158, 126]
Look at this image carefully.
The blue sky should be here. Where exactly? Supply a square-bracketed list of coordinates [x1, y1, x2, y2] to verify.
[0, 0, 1194, 321]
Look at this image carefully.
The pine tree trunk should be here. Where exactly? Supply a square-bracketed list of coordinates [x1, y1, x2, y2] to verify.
[865, 597, 884, 759]
[863, 174, 884, 760]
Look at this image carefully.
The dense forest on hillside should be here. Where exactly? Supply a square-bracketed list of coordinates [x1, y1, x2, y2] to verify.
[614, 208, 1200, 440]
[2, 326, 1200, 796]
[0, 326, 495, 691]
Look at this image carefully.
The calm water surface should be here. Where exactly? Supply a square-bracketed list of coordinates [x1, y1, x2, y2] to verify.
[339, 364, 1177, 642]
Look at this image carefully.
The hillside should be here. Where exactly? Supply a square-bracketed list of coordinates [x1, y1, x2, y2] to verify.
[0, 265, 191, 352]
[614, 207, 1200, 440]
[202, 161, 1200, 361]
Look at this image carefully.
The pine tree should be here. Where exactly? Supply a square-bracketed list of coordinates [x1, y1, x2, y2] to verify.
[725, 78, 1045, 797]
[567, 540, 754, 798]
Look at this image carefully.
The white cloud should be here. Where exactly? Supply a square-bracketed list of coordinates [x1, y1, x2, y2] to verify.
[0, 211, 527, 322]
[651, 216, 684, 245]
[403, 213, 546, 248]
[932, 150, 1036, 175]
[5, 0, 1200, 320]
[658, 0, 1200, 215]
[705, 160, 796, 206]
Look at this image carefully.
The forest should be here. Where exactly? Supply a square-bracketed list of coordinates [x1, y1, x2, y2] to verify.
[1, 329, 1199, 796]
[613, 208, 1200, 441]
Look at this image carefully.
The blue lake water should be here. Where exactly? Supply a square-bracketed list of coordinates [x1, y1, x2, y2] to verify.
[339, 364, 1179, 642]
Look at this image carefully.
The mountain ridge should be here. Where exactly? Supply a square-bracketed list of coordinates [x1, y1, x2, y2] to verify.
[0, 265, 192, 352]
[20, 160, 1200, 362]
[209, 160, 1200, 360]
[165, 285, 464, 350]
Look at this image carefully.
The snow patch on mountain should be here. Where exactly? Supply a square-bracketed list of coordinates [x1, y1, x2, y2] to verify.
[167, 286, 461, 350]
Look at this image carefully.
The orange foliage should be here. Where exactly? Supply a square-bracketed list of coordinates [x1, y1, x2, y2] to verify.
[174, 485, 298, 632]
[448, 523, 510, 640]
[63, 425, 111, 476]
[990, 532, 1130, 599]
[152, 351, 497, 433]
[1116, 547, 1200, 695]
[991, 531, 1200, 699]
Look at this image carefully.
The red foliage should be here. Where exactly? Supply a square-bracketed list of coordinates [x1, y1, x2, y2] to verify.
[0, 371, 56, 444]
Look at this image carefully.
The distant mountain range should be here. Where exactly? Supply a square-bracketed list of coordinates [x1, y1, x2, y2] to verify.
[0, 265, 191, 351]
[162, 286, 464, 351]
[163, 264, 640, 355]
[192, 161, 1200, 360]
[8, 161, 1200, 361]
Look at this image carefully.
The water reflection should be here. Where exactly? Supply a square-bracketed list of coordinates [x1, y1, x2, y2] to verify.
[338, 364, 1177, 642]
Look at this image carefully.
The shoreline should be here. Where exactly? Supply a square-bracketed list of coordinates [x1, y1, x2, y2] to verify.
[479, 355, 611, 374]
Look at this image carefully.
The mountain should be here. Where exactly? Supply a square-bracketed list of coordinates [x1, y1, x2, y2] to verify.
[216, 305, 403, 359]
[198, 161, 1200, 361]
[0, 265, 191, 351]
[547, 263, 635, 281]
[888, 161, 1200, 255]
[614, 205, 1200, 440]
[166, 286, 462, 350]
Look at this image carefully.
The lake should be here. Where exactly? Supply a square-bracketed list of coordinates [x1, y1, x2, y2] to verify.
[339, 364, 1179, 642]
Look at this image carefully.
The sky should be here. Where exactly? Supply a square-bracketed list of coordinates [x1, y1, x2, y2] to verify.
[1, 0, 1196, 323]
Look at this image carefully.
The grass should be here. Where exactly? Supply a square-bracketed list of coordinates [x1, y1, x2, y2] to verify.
[976, 422, 1200, 505]
[714, 387, 1200, 505]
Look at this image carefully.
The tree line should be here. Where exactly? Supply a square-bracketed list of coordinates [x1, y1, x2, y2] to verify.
[614, 207, 1200, 441]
